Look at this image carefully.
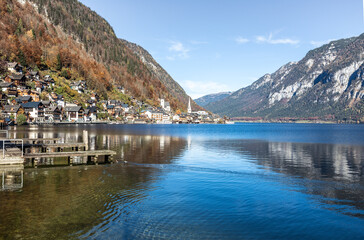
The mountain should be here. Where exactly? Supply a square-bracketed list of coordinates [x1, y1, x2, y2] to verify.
[194, 92, 232, 107]
[206, 35, 364, 121]
[0, 0, 192, 110]
[120, 40, 203, 111]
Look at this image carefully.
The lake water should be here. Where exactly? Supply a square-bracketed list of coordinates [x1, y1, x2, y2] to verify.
[1, 123, 364, 239]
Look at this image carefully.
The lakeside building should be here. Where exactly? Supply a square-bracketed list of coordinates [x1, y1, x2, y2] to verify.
[0, 61, 221, 125]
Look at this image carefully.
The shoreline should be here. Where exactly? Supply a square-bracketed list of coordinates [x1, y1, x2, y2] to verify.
[22, 120, 364, 126]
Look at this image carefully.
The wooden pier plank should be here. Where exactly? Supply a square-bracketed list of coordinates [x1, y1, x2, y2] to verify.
[40, 143, 87, 148]
[24, 150, 116, 158]
[22, 138, 61, 141]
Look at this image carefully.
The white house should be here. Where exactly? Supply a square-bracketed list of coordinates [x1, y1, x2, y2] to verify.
[160, 99, 171, 112]
[172, 114, 180, 121]
[21, 102, 44, 122]
[65, 106, 84, 122]
[7, 62, 22, 73]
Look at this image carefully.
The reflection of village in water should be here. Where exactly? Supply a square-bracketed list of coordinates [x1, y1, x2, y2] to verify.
[3, 126, 188, 191]
[3, 125, 364, 215]
[0, 166, 23, 191]
[1, 125, 364, 239]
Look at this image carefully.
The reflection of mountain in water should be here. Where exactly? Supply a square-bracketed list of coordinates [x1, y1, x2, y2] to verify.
[203, 139, 364, 216]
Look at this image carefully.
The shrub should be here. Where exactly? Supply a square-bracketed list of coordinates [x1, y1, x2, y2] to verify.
[17, 114, 27, 125]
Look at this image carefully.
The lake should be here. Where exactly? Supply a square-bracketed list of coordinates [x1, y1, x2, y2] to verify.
[0, 123, 364, 239]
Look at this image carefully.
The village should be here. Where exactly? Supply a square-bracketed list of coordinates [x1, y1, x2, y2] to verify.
[0, 62, 223, 125]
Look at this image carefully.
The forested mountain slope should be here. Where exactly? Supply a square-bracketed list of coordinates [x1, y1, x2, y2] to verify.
[0, 0, 192, 109]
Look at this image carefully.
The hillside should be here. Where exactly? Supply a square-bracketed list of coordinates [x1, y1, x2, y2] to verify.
[194, 92, 232, 107]
[206, 35, 364, 121]
[0, 0, 191, 110]
[120, 40, 203, 111]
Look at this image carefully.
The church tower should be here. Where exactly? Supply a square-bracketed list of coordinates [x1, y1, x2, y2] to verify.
[187, 97, 192, 114]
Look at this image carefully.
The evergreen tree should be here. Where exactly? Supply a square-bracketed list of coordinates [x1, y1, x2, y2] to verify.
[15, 19, 24, 35]
[17, 49, 27, 66]
[56, 53, 62, 71]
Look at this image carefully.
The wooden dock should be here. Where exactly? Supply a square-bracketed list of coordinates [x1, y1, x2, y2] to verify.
[22, 138, 61, 144]
[0, 130, 117, 167]
[24, 150, 116, 158]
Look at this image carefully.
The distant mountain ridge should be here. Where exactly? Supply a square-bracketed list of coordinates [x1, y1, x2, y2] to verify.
[194, 92, 232, 107]
[206, 34, 364, 121]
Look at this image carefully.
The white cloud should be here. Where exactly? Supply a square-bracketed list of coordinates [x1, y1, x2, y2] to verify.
[182, 80, 232, 99]
[168, 41, 190, 59]
[235, 37, 249, 44]
[256, 33, 299, 45]
[310, 39, 336, 47]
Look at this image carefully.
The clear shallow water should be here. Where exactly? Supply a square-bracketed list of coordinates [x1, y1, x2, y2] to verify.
[1, 123, 364, 239]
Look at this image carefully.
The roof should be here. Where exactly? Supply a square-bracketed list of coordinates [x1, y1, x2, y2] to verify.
[7, 62, 18, 68]
[107, 105, 115, 109]
[46, 106, 60, 112]
[21, 96, 32, 101]
[87, 106, 97, 113]
[151, 110, 163, 114]
[65, 106, 82, 112]
[42, 101, 51, 105]
[21, 102, 42, 109]
[10, 74, 25, 80]
[0, 82, 15, 88]
[121, 104, 129, 108]
[3, 105, 21, 113]
[29, 71, 38, 76]
[15, 96, 32, 103]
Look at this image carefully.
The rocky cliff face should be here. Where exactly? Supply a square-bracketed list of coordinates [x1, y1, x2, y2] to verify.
[206, 34, 364, 120]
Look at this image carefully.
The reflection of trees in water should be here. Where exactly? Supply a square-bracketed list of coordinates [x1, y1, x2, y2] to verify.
[88, 133, 187, 164]
[10, 126, 187, 165]
[0, 128, 188, 239]
[203, 139, 364, 217]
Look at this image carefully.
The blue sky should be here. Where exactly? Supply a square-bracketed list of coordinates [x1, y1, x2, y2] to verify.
[79, 0, 363, 99]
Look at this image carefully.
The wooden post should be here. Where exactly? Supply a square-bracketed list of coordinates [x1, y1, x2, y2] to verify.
[34, 158, 39, 168]
[83, 130, 88, 151]
[68, 156, 73, 166]
[109, 155, 114, 164]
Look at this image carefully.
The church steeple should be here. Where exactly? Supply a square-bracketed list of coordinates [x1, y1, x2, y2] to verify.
[187, 97, 192, 114]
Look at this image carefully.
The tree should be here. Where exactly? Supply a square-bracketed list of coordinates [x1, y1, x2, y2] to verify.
[40, 92, 48, 100]
[56, 53, 62, 71]
[17, 114, 27, 125]
[15, 18, 24, 35]
[17, 49, 27, 66]
[0, 61, 7, 75]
